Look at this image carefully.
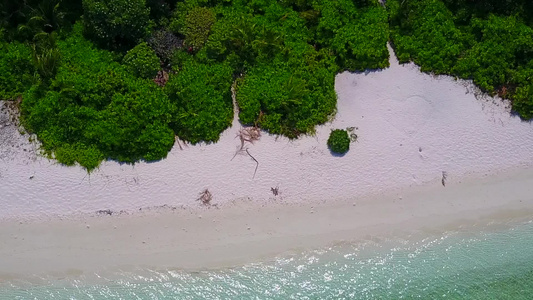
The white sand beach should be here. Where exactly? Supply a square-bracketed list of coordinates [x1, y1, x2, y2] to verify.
[1, 46, 533, 278]
[1, 167, 533, 280]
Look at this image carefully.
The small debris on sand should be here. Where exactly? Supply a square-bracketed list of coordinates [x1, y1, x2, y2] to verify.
[197, 189, 213, 206]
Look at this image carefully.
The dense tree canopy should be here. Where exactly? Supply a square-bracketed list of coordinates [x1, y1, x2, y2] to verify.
[82, 0, 150, 49]
[165, 58, 234, 144]
[123, 42, 161, 79]
[0, 41, 35, 99]
[21, 25, 175, 169]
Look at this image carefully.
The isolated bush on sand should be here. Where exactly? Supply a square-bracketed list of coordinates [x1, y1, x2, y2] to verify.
[327, 129, 350, 154]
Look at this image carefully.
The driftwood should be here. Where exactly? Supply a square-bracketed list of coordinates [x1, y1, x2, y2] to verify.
[231, 127, 261, 179]
[232, 127, 261, 160]
[246, 149, 259, 179]
[175, 136, 184, 150]
[197, 189, 213, 206]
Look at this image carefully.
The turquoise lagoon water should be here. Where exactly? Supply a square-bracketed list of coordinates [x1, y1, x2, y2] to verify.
[3, 220, 533, 299]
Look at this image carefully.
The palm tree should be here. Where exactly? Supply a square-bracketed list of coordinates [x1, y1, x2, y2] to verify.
[252, 26, 284, 58]
[32, 31, 60, 81]
[281, 75, 307, 113]
[17, 0, 66, 37]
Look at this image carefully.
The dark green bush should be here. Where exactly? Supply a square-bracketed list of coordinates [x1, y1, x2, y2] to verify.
[82, 0, 150, 49]
[183, 7, 216, 50]
[315, 0, 390, 71]
[327, 129, 350, 154]
[0, 41, 35, 99]
[146, 0, 175, 23]
[452, 15, 533, 93]
[388, 0, 467, 72]
[164, 59, 234, 143]
[123, 42, 160, 79]
[236, 47, 337, 138]
[1, 0, 71, 40]
[513, 82, 533, 119]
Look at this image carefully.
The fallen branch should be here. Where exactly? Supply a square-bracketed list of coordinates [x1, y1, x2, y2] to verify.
[231, 126, 261, 160]
[246, 148, 259, 179]
[196, 189, 213, 206]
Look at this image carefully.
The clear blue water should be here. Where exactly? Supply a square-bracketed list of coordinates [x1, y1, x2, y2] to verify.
[3, 220, 533, 299]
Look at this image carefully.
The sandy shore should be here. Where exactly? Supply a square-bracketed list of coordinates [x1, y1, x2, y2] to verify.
[1, 45, 533, 279]
[1, 166, 533, 280]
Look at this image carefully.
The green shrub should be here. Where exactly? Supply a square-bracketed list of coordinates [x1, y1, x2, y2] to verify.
[183, 7, 216, 50]
[236, 47, 337, 138]
[327, 129, 350, 155]
[123, 42, 160, 79]
[513, 83, 533, 119]
[164, 59, 234, 143]
[0, 42, 35, 99]
[388, 0, 467, 72]
[82, 0, 150, 49]
[315, 0, 390, 71]
[452, 15, 533, 93]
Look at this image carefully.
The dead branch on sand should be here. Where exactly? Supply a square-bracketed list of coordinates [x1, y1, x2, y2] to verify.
[230, 126, 261, 179]
[197, 189, 213, 206]
[246, 149, 259, 179]
[231, 126, 261, 160]
[175, 136, 185, 150]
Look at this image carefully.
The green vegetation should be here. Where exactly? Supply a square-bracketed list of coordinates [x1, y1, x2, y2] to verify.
[236, 52, 337, 137]
[0, 41, 35, 99]
[82, 0, 150, 49]
[165, 59, 234, 144]
[123, 42, 160, 79]
[21, 25, 175, 170]
[5, 0, 531, 170]
[389, 0, 533, 118]
[183, 7, 216, 50]
[327, 129, 350, 154]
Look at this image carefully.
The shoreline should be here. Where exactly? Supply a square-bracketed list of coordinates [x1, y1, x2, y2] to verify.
[1, 166, 532, 280]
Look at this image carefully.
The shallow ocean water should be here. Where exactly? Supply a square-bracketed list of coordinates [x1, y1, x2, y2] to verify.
[3, 220, 533, 299]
